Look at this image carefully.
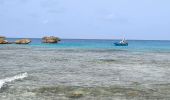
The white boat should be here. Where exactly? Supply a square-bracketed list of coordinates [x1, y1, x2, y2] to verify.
[114, 37, 128, 46]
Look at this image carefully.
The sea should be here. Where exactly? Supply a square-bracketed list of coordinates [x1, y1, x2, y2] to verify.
[0, 38, 170, 100]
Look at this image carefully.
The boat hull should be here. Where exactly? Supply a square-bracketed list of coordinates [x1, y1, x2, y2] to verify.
[114, 42, 128, 46]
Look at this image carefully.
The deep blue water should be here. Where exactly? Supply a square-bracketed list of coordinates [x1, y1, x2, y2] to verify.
[4, 38, 170, 52]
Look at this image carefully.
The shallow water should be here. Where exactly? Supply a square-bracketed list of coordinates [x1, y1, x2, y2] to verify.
[0, 40, 170, 100]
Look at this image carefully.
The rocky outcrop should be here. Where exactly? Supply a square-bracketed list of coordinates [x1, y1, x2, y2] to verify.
[0, 40, 9, 44]
[42, 36, 60, 43]
[0, 36, 5, 39]
[0, 36, 9, 44]
[15, 39, 31, 44]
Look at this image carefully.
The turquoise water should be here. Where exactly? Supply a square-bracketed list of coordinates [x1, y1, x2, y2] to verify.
[6, 38, 170, 52]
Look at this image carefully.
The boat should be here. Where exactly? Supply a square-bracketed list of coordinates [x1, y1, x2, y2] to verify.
[114, 38, 128, 46]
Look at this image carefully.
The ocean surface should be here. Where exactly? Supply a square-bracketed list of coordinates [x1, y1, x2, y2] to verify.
[0, 38, 170, 100]
[5, 38, 170, 52]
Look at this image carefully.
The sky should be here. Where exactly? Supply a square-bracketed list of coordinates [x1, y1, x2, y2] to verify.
[0, 0, 170, 40]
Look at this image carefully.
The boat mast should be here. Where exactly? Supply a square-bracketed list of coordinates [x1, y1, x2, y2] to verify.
[121, 33, 124, 41]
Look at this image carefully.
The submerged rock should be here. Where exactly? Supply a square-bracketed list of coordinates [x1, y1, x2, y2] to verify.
[15, 39, 31, 44]
[67, 91, 84, 98]
[32, 86, 160, 99]
[42, 36, 60, 43]
[126, 91, 140, 97]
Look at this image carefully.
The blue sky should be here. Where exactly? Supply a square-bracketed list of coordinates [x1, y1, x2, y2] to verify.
[0, 0, 170, 40]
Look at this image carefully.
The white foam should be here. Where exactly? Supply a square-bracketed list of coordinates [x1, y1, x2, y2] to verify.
[0, 72, 28, 89]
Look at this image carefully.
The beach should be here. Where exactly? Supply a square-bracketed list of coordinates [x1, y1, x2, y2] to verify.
[0, 39, 170, 100]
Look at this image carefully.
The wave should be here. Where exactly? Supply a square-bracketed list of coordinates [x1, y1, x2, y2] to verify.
[0, 72, 28, 89]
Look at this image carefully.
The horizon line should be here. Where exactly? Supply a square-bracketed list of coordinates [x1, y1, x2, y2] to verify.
[5, 37, 170, 41]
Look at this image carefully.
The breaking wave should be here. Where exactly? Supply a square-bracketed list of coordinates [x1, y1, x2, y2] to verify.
[0, 72, 28, 89]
